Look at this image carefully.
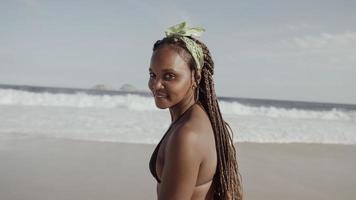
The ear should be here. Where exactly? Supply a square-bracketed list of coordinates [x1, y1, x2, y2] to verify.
[195, 71, 201, 85]
[192, 70, 201, 87]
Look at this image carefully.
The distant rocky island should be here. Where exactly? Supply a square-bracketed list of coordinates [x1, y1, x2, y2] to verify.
[119, 84, 137, 92]
[0, 83, 151, 96]
[91, 84, 115, 91]
[91, 83, 141, 92]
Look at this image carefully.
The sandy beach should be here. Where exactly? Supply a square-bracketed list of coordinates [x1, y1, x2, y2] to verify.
[0, 136, 355, 200]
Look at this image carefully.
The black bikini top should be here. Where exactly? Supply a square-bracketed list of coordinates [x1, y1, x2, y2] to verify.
[149, 103, 197, 183]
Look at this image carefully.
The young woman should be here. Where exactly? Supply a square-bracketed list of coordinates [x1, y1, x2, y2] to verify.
[148, 22, 243, 200]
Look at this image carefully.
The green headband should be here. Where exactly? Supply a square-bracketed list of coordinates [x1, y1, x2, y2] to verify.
[164, 21, 205, 71]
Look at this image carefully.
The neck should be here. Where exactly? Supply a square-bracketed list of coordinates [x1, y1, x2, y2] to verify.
[169, 92, 196, 123]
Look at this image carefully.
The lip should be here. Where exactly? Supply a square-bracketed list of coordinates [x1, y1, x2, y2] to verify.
[154, 92, 168, 98]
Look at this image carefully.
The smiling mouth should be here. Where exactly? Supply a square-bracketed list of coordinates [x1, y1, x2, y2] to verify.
[154, 93, 168, 98]
[154, 92, 168, 98]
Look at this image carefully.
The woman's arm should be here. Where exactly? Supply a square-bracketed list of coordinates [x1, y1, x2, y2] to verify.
[158, 126, 203, 200]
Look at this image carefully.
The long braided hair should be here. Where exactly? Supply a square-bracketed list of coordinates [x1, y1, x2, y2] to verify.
[152, 36, 243, 200]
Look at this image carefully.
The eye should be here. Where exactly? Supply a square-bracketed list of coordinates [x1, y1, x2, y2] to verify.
[149, 72, 156, 79]
[164, 73, 175, 80]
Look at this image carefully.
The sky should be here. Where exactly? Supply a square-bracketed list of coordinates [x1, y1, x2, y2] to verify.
[1, 0, 356, 104]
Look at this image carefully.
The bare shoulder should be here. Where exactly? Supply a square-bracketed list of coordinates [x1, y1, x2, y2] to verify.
[167, 107, 214, 160]
[157, 105, 216, 198]
[168, 123, 203, 156]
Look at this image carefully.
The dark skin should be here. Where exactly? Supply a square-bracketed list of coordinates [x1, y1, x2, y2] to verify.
[148, 45, 217, 200]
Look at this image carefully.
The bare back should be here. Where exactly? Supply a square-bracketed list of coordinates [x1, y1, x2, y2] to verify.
[155, 103, 217, 199]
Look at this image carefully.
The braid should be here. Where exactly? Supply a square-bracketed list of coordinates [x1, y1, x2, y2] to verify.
[197, 39, 243, 200]
[153, 36, 243, 200]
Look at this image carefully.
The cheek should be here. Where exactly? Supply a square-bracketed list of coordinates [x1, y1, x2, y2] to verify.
[168, 80, 191, 98]
[148, 79, 153, 91]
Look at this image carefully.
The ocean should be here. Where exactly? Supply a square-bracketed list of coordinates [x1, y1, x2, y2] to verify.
[1, 84, 355, 145]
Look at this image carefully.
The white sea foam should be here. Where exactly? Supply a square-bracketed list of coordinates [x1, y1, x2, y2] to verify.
[1, 89, 355, 121]
[0, 89, 355, 144]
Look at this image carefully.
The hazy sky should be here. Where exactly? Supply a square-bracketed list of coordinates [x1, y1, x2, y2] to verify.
[1, 0, 355, 104]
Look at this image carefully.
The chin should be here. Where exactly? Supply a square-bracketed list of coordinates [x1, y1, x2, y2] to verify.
[154, 99, 170, 109]
[155, 103, 170, 109]
[155, 105, 168, 109]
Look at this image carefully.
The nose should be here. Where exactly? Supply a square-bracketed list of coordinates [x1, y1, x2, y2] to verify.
[149, 77, 165, 92]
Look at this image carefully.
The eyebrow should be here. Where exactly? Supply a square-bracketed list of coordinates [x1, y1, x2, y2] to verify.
[149, 68, 178, 73]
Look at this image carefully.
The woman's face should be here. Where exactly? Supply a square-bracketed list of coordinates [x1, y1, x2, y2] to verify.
[148, 45, 194, 109]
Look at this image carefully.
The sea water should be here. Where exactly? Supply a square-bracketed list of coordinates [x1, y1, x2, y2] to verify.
[0, 85, 355, 145]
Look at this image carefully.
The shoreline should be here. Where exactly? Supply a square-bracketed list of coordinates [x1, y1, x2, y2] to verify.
[1, 137, 355, 200]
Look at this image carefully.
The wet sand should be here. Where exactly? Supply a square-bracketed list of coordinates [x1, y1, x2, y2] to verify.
[0, 137, 355, 200]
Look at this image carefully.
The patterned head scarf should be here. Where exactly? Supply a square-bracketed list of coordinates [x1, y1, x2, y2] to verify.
[164, 21, 205, 72]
